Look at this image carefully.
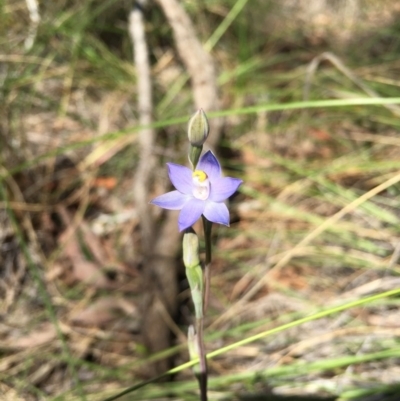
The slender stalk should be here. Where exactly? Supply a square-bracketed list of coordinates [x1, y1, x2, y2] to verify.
[195, 218, 211, 401]
[196, 317, 208, 401]
[202, 216, 213, 312]
[183, 229, 208, 401]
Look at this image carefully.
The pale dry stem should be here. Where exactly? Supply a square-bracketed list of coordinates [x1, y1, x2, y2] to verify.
[128, 2, 181, 375]
[155, 0, 222, 150]
[129, 1, 155, 253]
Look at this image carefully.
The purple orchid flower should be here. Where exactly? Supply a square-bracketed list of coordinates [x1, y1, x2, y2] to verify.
[150, 151, 242, 232]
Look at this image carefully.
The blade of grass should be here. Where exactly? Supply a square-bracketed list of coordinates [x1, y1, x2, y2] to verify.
[100, 288, 400, 401]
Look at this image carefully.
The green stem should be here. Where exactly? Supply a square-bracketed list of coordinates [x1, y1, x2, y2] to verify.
[202, 216, 212, 312]
[183, 229, 208, 400]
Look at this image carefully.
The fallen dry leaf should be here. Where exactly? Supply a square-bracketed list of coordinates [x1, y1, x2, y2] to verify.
[8, 323, 56, 349]
[61, 230, 110, 288]
[78, 222, 109, 265]
[367, 312, 400, 328]
[0, 382, 26, 401]
[93, 176, 117, 190]
[70, 296, 137, 327]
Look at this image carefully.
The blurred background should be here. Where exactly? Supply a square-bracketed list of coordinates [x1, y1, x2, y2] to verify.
[1, 0, 400, 400]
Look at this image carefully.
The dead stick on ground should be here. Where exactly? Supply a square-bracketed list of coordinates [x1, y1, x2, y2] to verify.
[129, 1, 180, 376]
[129, 0, 155, 253]
[155, 0, 222, 151]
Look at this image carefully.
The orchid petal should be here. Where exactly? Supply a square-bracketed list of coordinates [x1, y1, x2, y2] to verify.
[203, 201, 230, 226]
[167, 163, 193, 194]
[196, 151, 221, 181]
[178, 198, 205, 231]
[209, 177, 242, 202]
[150, 190, 189, 210]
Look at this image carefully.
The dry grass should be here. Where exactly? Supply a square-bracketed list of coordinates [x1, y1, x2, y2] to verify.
[1, 1, 400, 400]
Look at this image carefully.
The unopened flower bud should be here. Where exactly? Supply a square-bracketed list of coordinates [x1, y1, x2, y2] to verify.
[183, 228, 201, 269]
[188, 109, 209, 147]
[183, 228, 203, 319]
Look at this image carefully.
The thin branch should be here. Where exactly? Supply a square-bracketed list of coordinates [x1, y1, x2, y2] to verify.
[155, 0, 222, 150]
[129, 1, 155, 253]
[25, 0, 41, 50]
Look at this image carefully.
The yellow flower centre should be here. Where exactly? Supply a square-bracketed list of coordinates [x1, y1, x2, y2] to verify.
[192, 170, 208, 182]
[192, 170, 210, 200]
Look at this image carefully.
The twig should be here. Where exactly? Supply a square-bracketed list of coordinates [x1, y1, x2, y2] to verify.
[154, 0, 222, 150]
[129, 1, 180, 376]
[129, 0, 155, 253]
[25, 0, 40, 50]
